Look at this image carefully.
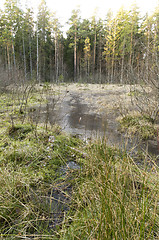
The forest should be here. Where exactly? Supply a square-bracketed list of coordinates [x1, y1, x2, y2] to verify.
[1, 0, 159, 85]
[0, 0, 159, 239]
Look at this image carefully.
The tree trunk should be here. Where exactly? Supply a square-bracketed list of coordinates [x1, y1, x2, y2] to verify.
[12, 41, 16, 70]
[111, 52, 115, 83]
[93, 29, 96, 78]
[74, 29, 77, 81]
[99, 34, 102, 83]
[6, 44, 11, 82]
[120, 37, 125, 84]
[111, 27, 116, 83]
[7, 44, 10, 71]
[37, 31, 39, 83]
[146, 22, 150, 83]
[29, 35, 33, 79]
[55, 34, 59, 82]
[23, 35, 27, 82]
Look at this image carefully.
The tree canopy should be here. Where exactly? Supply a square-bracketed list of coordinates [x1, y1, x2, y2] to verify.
[0, 0, 159, 84]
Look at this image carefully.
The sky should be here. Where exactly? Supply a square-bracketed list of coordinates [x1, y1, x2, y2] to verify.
[46, 0, 159, 20]
[1, 0, 159, 26]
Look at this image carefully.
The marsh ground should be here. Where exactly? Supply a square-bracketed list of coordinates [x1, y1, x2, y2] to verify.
[33, 83, 159, 157]
[0, 83, 158, 239]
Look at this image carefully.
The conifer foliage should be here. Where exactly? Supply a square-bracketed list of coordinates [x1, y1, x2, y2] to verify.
[0, 0, 159, 84]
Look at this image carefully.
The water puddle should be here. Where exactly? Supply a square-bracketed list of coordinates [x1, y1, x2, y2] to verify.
[47, 161, 81, 229]
[60, 161, 81, 175]
[47, 184, 71, 229]
[58, 95, 108, 138]
[29, 91, 159, 157]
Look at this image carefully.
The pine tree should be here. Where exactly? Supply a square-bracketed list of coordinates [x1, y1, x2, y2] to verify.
[37, 0, 50, 82]
[67, 8, 81, 81]
[2, 0, 23, 83]
[50, 12, 62, 82]
[22, 8, 34, 80]
[91, 13, 97, 78]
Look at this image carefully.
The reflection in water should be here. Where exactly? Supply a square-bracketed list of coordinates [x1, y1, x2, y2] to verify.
[68, 102, 107, 132]
[56, 94, 110, 140]
[55, 93, 125, 148]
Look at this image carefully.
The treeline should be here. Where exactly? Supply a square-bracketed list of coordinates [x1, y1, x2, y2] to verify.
[0, 0, 159, 85]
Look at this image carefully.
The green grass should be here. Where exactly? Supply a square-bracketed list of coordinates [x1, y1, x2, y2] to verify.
[0, 85, 158, 239]
[0, 120, 83, 238]
[60, 140, 159, 240]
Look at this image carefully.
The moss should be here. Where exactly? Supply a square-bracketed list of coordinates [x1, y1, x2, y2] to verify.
[8, 124, 34, 140]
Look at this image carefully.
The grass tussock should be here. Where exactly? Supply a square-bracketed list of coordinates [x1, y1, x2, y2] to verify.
[119, 113, 158, 140]
[60, 140, 159, 240]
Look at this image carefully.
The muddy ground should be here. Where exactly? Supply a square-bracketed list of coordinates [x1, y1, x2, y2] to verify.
[32, 83, 159, 158]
